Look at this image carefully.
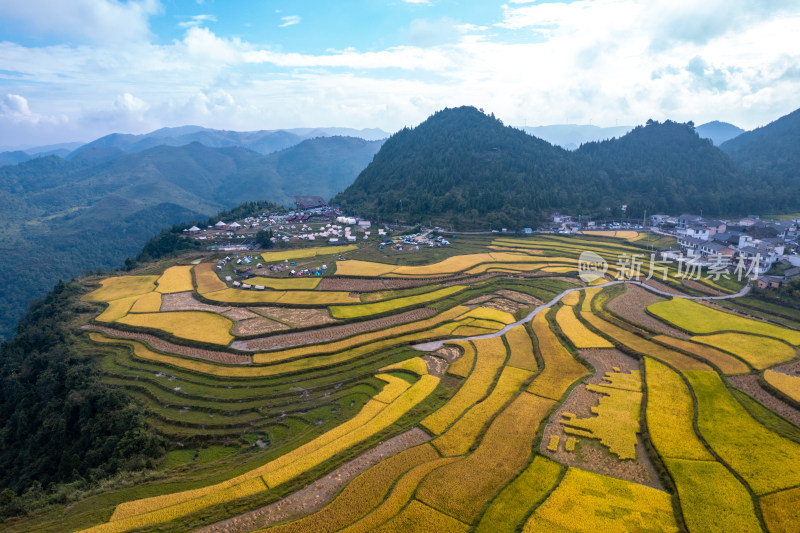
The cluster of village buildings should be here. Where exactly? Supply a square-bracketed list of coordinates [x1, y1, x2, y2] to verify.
[653, 214, 800, 287]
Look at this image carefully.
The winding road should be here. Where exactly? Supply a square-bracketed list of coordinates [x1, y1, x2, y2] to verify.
[411, 279, 752, 352]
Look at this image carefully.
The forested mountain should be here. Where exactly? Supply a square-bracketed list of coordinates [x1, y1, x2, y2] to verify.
[720, 107, 800, 184]
[334, 107, 589, 230]
[335, 106, 800, 228]
[0, 137, 382, 341]
[695, 120, 745, 145]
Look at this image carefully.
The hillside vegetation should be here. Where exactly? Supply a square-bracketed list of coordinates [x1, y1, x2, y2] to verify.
[334, 106, 800, 228]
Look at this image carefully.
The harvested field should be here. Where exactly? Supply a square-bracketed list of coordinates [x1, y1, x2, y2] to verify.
[606, 284, 688, 338]
[680, 278, 724, 296]
[541, 349, 661, 487]
[160, 291, 231, 313]
[496, 289, 543, 305]
[231, 308, 435, 351]
[728, 374, 800, 427]
[222, 307, 260, 320]
[232, 318, 288, 336]
[317, 278, 388, 291]
[83, 325, 250, 364]
[195, 429, 431, 533]
[248, 307, 338, 328]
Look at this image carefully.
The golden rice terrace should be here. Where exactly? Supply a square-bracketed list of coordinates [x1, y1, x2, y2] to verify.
[16, 233, 800, 533]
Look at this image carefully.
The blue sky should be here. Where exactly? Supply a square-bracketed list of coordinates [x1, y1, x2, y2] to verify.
[1, 0, 799, 146]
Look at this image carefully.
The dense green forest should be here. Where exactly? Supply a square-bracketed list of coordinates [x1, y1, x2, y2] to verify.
[0, 201, 283, 519]
[0, 280, 164, 518]
[334, 106, 800, 228]
[0, 138, 379, 341]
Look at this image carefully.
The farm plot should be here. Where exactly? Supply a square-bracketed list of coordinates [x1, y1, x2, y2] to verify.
[665, 458, 762, 533]
[155, 266, 194, 293]
[522, 467, 678, 532]
[686, 369, 800, 494]
[237, 276, 321, 290]
[261, 244, 358, 263]
[474, 456, 563, 533]
[128, 292, 162, 313]
[416, 392, 556, 523]
[691, 333, 796, 369]
[421, 336, 507, 435]
[649, 298, 800, 345]
[505, 324, 538, 371]
[559, 370, 642, 460]
[194, 263, 227, 293]
[96, 296, 139, 323]
[527, 312, 589, 401]
[652, 335, 750, 375]
[764, 369, 800, 402]
[340, 457, 459, 533]
[329, 286, 465, 319]
[260, 444, 439, 533]
[581, 311, 712, 371]
[555, 305, 613, 348]
[202, 288, 356, 305]
[100, 375, 440, 531]
[433, 365, 532, 456]
[760, 486, 800, 533]
[116, 311, 234, 346]
[83, 275, 158, 302]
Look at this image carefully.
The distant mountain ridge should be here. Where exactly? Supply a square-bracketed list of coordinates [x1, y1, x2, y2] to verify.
[521, 124, 633, 150]
[695, 121, 745, 146]
[68, 125, 389, 158]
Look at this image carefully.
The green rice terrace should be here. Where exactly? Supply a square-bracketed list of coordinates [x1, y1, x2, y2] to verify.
[9, 232, 800, 532]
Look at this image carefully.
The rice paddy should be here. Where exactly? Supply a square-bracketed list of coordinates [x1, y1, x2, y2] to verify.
[69, 236, 800, 533]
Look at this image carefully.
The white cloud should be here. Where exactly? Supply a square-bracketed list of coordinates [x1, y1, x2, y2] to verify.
[279, 15, 301, 27]
[0, 0, 161, 44]
[1, 0, 799, 145]
[178, 14, 218, 28]
[402, 0, 432, 4]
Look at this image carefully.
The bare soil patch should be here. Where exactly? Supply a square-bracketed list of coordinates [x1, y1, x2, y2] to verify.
[248, 307, 338, 328]
[433, 345, 462, 364]
[539, 348, 662, 488]
[161, 291, 231, 313]
[641, 278, 683, 296]
[729, 374, 800, 427]
[82, 325, 250, 364]
[196, 428, 431, 533]
[423, 354, 448, 377]
[606, 284, 688, 338]
[231, 308, 436, 351]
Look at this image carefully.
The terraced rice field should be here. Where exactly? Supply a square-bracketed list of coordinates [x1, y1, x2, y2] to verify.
[69, 235, 800, 533]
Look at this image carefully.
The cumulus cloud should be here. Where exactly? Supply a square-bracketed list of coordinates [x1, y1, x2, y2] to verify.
[0, 0, 161, 44]
[1, 0, 800, 145]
